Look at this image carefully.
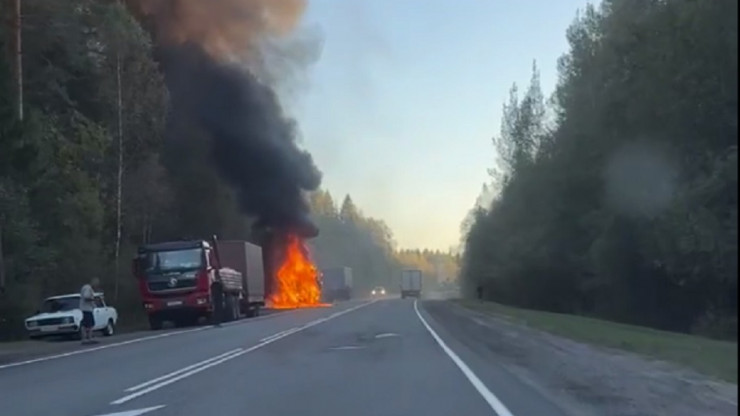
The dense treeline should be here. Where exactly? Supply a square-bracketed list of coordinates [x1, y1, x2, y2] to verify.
[0, 1, 420, 340]
[462, 0, 737, 340]
[308, 190, 459, 295]
[0, 0, 258, 339]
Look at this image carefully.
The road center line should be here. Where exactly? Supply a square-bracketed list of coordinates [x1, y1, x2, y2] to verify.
[111, 300, 377, 406]
[413, 300, 515, 416]
[259, 327, 298, 343]
[0, 307, 311, 371]
[124, 348, 243, 392]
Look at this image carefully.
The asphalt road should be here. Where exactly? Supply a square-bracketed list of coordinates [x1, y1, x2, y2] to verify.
[0, 298, 568, 416]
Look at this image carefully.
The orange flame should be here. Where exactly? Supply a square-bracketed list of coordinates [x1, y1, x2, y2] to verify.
[268, 234, 329, 309]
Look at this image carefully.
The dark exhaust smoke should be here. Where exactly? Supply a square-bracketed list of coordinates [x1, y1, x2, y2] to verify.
[126, 0, 321, 237]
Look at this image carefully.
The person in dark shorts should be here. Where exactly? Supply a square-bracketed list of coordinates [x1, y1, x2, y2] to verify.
[79, 277, 100, 344]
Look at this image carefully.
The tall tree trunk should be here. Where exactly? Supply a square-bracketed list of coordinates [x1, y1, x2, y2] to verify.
[113, 53, 124, 301]
[0, 224, 5, 293]
[12, 0, 23, 121]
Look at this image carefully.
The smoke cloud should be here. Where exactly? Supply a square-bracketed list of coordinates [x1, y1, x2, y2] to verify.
[126, 0, 321, 236]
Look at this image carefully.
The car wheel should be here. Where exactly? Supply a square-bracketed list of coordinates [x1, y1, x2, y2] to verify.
[103, 319, 115, 336]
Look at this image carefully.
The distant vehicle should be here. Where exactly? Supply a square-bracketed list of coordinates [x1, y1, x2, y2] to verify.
[400, 269, 422, 299]
[132, 238, 266, 330]
[371, 286, 386, 296]
[321, 267, 353, 301]
[25, 293, 118, 339]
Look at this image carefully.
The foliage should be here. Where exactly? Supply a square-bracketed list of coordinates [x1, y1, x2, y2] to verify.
[307, 190, 459, 294]
[461, 0, 737, 339]
[0, 1, 448, 340]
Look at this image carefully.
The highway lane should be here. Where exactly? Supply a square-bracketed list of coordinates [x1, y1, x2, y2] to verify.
[0, 298, 567, 416]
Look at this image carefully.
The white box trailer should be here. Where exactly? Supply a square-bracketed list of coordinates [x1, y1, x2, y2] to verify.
[401, 269, 422, 299]
[321, 267, 353, 302]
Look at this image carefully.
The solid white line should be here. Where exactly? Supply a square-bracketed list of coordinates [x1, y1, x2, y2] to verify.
[0, 327, 209, 371]
[92, 405, 165, 416]
[0, 307, 315, 371]
[124, 348, 243, 392]
[259, 327, 298, 343]
[111, 300, 377, 405]
[413, 300, 515, 416]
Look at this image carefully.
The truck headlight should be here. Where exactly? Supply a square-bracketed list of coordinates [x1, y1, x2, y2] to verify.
[371, 290, 376, 295]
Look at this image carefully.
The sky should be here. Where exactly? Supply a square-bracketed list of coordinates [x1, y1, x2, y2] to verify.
[285, 0, 593, 251]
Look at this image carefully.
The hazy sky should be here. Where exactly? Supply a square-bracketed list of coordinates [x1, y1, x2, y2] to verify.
[288, 0, 592, 251]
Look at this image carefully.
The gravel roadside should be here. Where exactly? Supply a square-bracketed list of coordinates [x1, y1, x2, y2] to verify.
[424, 300, 738, 416]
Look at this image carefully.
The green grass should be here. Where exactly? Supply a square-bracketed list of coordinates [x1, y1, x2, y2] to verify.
[455, 299, 738, 384]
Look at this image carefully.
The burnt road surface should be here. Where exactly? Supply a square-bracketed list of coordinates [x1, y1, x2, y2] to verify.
[0, 298, 568, 416]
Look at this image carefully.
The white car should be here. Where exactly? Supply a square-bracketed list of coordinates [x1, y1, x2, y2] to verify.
[25, 292, 118, 339]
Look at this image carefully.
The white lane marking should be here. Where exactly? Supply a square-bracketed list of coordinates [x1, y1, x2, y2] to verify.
[259, 327, 298, 342]
[124, 348, 243, 392]
[414, 300, 515, 416]
[374, 332, 399, 339]
[0, 306, 331, 371]
[91, 405, 165, 416]
[0, 327, 208, 371]
[111, 300, 378, 405]
[329, 346, 365, 350]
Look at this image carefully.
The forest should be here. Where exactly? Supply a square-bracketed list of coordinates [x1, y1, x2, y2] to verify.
[0, 1, 456, 340]
[461, 0, 737, 340]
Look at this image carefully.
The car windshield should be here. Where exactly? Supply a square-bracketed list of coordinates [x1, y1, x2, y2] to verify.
[40, 297, 79, 313]
[143, 248, 203, 274]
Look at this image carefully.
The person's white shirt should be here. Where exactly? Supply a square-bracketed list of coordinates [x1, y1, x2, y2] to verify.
[79, 284, 95, 312]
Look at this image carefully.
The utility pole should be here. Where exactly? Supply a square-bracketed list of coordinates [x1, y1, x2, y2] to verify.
[11, 0, 23, 121]
[0, 224, 5, 293]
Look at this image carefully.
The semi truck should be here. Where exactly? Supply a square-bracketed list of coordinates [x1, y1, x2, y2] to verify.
[320, 267, 353, 302]
[132, 238, 265, 330]
[401, 269, 422, 299]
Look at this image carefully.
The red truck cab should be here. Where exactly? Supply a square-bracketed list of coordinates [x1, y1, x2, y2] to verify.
[133, 240, 217, 329]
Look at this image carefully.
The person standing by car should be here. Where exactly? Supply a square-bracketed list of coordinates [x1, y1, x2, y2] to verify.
[79, 277, 100, 344]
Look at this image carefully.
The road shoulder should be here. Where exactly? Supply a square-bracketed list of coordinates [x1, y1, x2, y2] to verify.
[423, 300, 738, 416]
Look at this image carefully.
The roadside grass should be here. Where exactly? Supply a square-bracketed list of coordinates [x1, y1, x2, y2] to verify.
[455, 299, 738, 384]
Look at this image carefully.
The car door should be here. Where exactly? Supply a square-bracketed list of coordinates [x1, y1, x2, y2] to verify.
[93, 296, 107, 329]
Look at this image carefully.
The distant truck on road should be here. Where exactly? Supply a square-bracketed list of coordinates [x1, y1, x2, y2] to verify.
[320, 267, 353, 302]
[400, 269, 422, 299]
[132, 238, 265, 330]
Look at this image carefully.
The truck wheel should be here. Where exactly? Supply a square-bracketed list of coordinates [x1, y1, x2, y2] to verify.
[223, 295, 233, 322]
[253, 306, 261, 317]
[148, 316, 163, 330]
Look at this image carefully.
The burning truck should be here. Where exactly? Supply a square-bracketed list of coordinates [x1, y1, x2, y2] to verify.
[132, 221, 324, 330]
[125, 0, 328, 329]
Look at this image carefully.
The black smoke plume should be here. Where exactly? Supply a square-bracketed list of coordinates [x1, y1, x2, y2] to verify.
[158, 44, 321, 237]
[125, 1, 321, 237]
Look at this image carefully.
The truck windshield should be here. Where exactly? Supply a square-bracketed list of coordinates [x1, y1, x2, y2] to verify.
[143, 248, 203, 274]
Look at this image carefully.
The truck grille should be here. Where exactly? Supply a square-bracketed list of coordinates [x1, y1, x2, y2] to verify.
[37, 318, 65, 326]
[148, 278, 197, 292]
